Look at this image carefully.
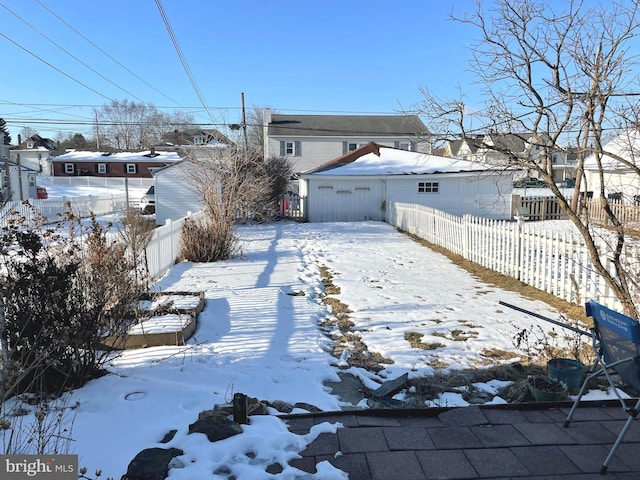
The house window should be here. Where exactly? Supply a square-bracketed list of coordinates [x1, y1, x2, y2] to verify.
[280, 140, 301, 157]
[125, 164, 137, 174]
[28, 176, 35, 187]
[348, 143, 358, 151]
[399, 143, 409, 151]
[64, 163, 75, 174]
[26, 141, 34, 149]
[97, 163, 108, 174]
[285, 142, 295, 155]
[418, 181, 439, 193]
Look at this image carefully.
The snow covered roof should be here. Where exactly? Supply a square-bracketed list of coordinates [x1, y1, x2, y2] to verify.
[301, 142, 498, 176]
[584, 129, 640, 171]
[51, 150, 183, 163]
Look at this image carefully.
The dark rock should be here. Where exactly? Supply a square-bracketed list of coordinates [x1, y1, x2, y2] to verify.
[121, 447, 184, 480]
[293, 402, 323, 413]
[247, 396, 269, 415]
[372, 373, 409, 398]
[189, 410, 243, 442]
[159, 430, 177, 444]
[214, 465, 232, 476]
[269, 400, 294, 413]
[266, 463, 284, 474]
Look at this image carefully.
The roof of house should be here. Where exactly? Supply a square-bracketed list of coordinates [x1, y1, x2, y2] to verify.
[584, 129, 640, 170]
[160, 129, 232, 146]
[268, 114, 428, 137]
[301, 142, 500, 176]
[50, 150, 182, 163]
[14, 134, 57, 151]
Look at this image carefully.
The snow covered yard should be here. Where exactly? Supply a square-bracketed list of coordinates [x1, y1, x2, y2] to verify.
[2, 220, 586, 478]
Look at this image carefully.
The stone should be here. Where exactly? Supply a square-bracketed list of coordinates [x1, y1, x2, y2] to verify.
[121, 447, 184, 480]
[159, 429, 177, 444]
[371, 373, 409, 398]
[269, 400, 294, 413]
[293, 402, 323, 413]
[189, 410, 243, 442]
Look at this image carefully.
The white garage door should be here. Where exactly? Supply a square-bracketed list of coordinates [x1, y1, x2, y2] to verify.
[310, 179, 386, 222]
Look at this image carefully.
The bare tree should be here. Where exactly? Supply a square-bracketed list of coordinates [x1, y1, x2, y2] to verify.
[178, 148, 292, 262]
[94, 99, 194, 150]
[417, 0, 640, 316]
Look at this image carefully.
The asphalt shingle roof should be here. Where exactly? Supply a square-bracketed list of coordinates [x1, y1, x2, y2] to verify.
[268, 114, 429, 137]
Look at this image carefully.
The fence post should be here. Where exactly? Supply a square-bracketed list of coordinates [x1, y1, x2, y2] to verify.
[462, 215, 470, 260]
[515, 217, 523, 281]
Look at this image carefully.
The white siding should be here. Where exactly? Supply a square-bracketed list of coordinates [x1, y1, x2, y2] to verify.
[267, 137, 429, 174]
[386, 173, 511, 219]
[154, 162, 204, 225]
[586, 169, 640, 200]
[306, 177, 386, 222]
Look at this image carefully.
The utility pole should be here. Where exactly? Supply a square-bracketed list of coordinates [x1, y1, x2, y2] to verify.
[241, 92, 248, 151]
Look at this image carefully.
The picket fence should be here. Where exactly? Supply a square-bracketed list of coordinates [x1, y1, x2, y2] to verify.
[387, 201, 637, 311]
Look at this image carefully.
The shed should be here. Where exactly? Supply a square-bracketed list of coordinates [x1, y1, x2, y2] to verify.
[299, 143, 513, 222]
[153, 160, 204, 226]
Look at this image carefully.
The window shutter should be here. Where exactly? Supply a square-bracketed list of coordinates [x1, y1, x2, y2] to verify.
[342, 142, 348, 154]
[394, 141, 400, 148]
[280, 141, 285, 156]
[295, 141, 302, 157]
[105, 164, 109, 173]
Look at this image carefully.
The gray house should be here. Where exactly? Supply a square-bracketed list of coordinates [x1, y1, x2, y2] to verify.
[263, 110, 430, 176]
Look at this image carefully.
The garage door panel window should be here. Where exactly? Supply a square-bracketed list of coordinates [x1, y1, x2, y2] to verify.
[418, 181, 439, 193]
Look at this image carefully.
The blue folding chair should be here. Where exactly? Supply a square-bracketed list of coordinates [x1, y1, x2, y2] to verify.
[564, 300, 640, 474]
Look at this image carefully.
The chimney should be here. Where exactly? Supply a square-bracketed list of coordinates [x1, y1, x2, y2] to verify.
[174, 129, 179, 145]
[18, 134, 21, 145]
[150, 147, 156, 156]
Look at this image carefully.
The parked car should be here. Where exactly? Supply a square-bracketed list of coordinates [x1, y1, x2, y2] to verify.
[514, 177, 547, 188]
[36, 186, 48, 199]
[139, 186, 155, 214]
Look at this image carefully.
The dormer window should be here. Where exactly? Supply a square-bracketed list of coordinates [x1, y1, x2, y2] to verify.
[26, 141, 34, 149]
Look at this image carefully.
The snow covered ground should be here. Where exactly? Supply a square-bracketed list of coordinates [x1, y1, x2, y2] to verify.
[1, 182, 612, 478]
[3, 218, 597, 478]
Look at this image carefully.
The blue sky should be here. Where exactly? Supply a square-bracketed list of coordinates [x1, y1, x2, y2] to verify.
[1, 0, 483, 141]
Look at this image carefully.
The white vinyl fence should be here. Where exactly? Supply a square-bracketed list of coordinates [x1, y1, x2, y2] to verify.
[0, 195, 129, 227]
[143, 211, 205, 280]
[388, 201, 638, 311]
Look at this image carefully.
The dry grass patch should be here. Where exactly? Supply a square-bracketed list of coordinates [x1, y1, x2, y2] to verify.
[405, 331, 445, 350]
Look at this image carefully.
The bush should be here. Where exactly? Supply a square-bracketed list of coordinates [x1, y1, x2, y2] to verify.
[178, 215, 239, 262]
[0, 207, 146, 398]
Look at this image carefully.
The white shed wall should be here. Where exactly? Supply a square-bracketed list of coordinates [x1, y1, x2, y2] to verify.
[387, 173, 512, 219]
[154, 162, 204, 226]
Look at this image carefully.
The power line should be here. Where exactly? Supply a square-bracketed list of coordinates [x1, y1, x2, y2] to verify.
[0, 32, 112, 102]
[154, 0, 216, 123]
[0, 2, 143, 102]
[35, 0, 183, 108]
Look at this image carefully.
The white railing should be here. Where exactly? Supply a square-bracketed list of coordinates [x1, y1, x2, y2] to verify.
[387, 201, 636, 311]
[143, 211, 205, 281]
[0, 195, 129, 226]
[38, 176, 153, 189]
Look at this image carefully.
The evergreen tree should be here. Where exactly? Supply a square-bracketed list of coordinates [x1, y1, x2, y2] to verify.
[0, 118, 10, 145]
